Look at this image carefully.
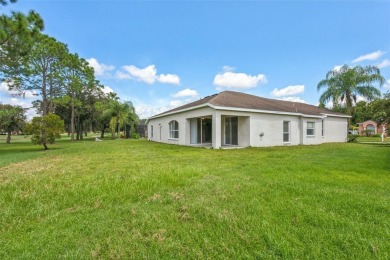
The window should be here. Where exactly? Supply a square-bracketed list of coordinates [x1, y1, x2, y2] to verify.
[307, 122, 315, 136]
[225, 117, 238, 145]
[169, 120, 179, 139]
[150, 125, 153, 138]
[321, 119, 324, 137]
[283, 121, 290, 142]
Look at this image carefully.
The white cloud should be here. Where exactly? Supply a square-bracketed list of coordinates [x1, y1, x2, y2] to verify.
[333, 65, 343, 72]
[169, 100, 185, 107]
[0, 82, 38, 99]
[377, 59, 390, 69]
[158, 74, 180, 85]
[271, 85, 304, 97]
[352, 50, 385, 63]
[172, 88, 198, 98]
[117, 64, 180, 85]
[384, 79, 390, 90]
[213, 71, 267, 89]
[133, 95, 198, 119]
[222, 65, 235, 72]
[101, 85, 115, 94]
[86, 58, 115, 76]
[115, 71, 132, 80]
[278, 96, 306, 103]
[123, 65, 157, 84]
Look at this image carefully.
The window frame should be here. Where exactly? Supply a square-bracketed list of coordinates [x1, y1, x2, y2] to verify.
[307, 121, 315, 137]
[283, 121, 290, 143]
[168, 120, 179, 139]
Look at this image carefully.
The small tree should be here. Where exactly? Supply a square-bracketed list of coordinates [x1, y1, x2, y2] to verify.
[25, 113, 64, 150]
[0, 104, 26, 143]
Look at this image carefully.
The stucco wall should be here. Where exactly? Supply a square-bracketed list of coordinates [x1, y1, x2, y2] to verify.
[324, 116, 348, 143]
[147, 107, 215, 146]
[148, 107, 348, 148]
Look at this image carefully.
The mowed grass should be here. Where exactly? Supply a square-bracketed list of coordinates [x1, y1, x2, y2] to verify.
[0, 136, 389, 259]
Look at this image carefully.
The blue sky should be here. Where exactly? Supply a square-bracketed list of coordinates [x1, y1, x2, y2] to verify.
[1, 0, 390, 119]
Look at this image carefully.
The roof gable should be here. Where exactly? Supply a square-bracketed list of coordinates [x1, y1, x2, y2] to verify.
[150, 91, 349, 118]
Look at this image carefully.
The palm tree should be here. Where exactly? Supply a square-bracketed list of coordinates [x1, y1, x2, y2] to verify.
[317, 65, 385, 115]
[108, 100, 139, 139]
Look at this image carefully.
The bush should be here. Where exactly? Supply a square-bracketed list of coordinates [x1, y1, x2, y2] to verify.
[372, 134, 381, 137]
[131, 133, 139, 139]
[347, 134, 358, 143]
[363, 129, 374, 136]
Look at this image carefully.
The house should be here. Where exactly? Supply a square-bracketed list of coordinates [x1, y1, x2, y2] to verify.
[357, 120, 387, 136]
[147, 91, 350, 148]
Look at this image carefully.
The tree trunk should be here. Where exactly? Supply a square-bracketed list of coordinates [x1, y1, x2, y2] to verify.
[70, 99, 75, 141]
[76, 116, 80, 141]
[101, 125, 105, 138]
[43, 142, 48, 150]
[6, 130, 11, 144]
[42, 70, 48, 116]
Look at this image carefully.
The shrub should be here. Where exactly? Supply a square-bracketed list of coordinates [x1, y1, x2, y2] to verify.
[347, 134, 358, 143]
[372, 134, 381, 137]
[363, 129, 374, 136]
[131, 133, 139, 139]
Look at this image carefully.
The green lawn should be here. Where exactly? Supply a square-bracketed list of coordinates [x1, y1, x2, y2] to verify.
[1, 136, 389, 259]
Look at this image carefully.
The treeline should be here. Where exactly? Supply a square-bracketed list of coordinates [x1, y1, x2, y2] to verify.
[0, 3, 139, 145]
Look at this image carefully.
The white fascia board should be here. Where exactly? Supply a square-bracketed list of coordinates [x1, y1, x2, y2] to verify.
[210, 104, 324, 118]
[148, 103, 210, 120]
[321, 113, 351, 118]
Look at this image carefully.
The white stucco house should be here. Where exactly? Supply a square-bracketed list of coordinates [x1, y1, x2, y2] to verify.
[147, 91, 350, 148]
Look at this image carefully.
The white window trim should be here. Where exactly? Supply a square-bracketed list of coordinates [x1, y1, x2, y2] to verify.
[168, 120, 179, 140]
[307, 121, 315, 137]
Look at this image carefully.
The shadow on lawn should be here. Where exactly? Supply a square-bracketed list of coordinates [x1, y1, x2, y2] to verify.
[0, 146, 63, 156]
[356, 142, 390, 148]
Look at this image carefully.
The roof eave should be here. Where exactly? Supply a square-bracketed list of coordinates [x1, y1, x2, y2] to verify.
[211, 105, 325, 118]
[148, 103, 210, 120]
[148, 104, 351, 121]
[320, 113, 351, 118]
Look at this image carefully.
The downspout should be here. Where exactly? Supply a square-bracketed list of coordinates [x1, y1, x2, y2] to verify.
[299, 116, 304, 145]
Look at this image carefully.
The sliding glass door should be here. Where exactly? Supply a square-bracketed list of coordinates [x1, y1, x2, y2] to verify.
[225, 117, 238, 145]
[190, 118, 212, 144]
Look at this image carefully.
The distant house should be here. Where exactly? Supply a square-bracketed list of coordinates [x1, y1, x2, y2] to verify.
[357, 120, 387, 136]
[147, 91, 350, 148]
[135, 119, 148, 138]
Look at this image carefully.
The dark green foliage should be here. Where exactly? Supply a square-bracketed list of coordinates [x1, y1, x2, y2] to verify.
[24, 113, 64, 150]
[0, 104, 26, 143]
[0, 10, 44, 83]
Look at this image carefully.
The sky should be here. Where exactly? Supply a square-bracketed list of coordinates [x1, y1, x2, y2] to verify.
[1, 0, 390, 119]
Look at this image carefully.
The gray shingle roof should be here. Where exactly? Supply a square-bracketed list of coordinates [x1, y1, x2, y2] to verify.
[150, 91, 349, 118]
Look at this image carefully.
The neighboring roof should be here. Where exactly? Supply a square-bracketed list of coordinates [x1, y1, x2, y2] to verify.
[150, 91, 350, 119]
